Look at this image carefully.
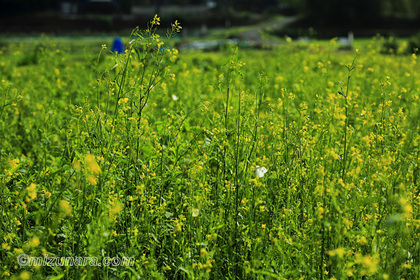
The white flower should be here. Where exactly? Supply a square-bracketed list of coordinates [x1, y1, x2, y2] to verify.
[192, 208, 200, 217]
[256, 166, 268, 178]
[172, 94, 179, 101]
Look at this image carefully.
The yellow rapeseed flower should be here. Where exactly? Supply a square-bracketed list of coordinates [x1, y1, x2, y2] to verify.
[14, 248, 24, 254]
[110, 201, 123, 215]
[87, 175, 98, 185]
[26, 183, 37, 201]
[328, 247, 346, 258]
[59, 200, 72, 217]
[2, 243, 10, 250]
[28, 236, 40, 248]
[200, 248, 207, 257]
[85, 154, 101, 174]
[152, 14, 160, 25]
[44, 190, 51, 198]
[9, 158, 19, 169]
[20, 271, 31, 280]
[362, 254, 379, 274]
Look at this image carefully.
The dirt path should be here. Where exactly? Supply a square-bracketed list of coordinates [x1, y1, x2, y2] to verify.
[240, 16, 298, 43]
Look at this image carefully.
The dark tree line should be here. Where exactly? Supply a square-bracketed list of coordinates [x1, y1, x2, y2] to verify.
[0, 0, 282, 17]
[0, 0, 57, 16]
[283, 0, 420, 25]
[0, 0, 135, 16]
[5, 0, 420, 23]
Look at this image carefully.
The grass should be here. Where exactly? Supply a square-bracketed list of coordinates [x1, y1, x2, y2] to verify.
[0, 17, 419, 280]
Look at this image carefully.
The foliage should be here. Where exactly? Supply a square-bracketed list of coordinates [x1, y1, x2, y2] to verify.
[284, 0, 420, 24]
[380, 36, 399, 55]
[407, 32, 420, 54]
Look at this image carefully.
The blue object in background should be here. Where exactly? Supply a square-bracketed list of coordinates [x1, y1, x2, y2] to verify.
[112, 37, 124, 54]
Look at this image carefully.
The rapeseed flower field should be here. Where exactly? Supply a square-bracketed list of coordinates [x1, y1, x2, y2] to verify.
[0, 18, 419, 279]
